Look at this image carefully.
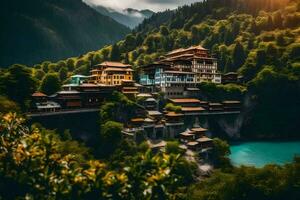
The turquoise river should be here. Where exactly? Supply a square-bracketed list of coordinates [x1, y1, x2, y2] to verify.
[229, 141, 300, 167]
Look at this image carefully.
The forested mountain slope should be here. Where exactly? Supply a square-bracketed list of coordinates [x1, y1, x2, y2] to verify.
[0, 0, 130, 67]
[1, 0, 300, 137]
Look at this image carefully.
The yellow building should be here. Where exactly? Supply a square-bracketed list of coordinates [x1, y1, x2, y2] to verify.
[89, 61, 134, 85]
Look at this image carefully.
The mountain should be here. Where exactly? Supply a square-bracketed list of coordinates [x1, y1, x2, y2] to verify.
[21, 0, 298, 138]
[0, 0, 130, 67]
[89, 5, 154, 29]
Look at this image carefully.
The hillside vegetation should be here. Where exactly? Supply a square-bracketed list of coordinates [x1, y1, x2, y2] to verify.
[1, 0, 300, 138]
[0, 0, 130, 67]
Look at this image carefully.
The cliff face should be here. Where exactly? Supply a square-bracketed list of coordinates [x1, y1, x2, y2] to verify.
[0, 0, 130, 67]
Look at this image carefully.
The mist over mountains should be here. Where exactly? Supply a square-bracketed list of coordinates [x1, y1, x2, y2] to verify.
[89, 5, 155, 29]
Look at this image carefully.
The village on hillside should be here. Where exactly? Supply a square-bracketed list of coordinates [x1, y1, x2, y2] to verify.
[30, 45, 242, 164]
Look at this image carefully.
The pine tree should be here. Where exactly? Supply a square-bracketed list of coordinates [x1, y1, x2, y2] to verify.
[273, 11, 283, 28]
[59, 67, 68, 81]
[224, 57, 233, 73]
[110, 44, 121, 61]
[40, 73, 61, 95]
[232, 41, 246, 71]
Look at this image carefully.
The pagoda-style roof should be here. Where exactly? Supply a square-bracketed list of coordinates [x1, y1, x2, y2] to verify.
[222, 101, 241, 104]
[130, 118, 145, 123]
[187, 141, 199, 146]
[191, 127, 208, 132]
[197, 137, 213, 143]
[32, 92, 47, 97]
[169, 98, 201, 103]
[165, 112, 184, 117]
[147, 140, 167, 149]
[97, 61, 131, 68]
[180, 129, 194, 137]
[209, 103, 223, 106]
[144, 118, 155, 123]
[181, 107, 205, 112]
[166, 45, 208, 56]
[148, 110, 162, 116]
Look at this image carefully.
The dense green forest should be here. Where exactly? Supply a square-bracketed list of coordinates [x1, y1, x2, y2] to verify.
[0, 0, 130, 66]
[1, 0, 299, 138]
[0, 0, 300, 198]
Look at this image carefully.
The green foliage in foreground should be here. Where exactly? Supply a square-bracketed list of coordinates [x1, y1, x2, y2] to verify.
[0, 96, 20, 114]
[0, 113, 197, 199]
[212, 138, 232, 169]
[188, 157, 300, 200]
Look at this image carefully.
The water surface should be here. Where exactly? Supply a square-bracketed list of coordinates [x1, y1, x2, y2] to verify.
[229, 141, 300, 167]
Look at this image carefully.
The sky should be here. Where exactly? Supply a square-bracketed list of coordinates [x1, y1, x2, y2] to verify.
[84, 0, 201, 12]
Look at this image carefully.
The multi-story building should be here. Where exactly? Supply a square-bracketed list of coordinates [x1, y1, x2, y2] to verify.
[89, 61, 134, 85]
[140, 45, 221, 97]
[140, 63, 197, 97]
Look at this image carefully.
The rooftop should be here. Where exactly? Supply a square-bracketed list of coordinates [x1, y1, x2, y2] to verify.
[165, 112, 184, 117]
[97, 61, 131, 68]
[71, 75, 89, 78]
[169, 98, 201, 103]
[32, 92, 47, 97]
[137, 93, 152, 98]
[197, 137, 213, 143]
[181, 107, 205, 112]
[187, 141, 199, 146]
[222, 101, 241, 104]
[209, 103, 223, 106]
[145, 98, 157, 102]
[130, 118, 145, 123]
[144, 118, 155, 123]
[180, 129, 194, 136]
[191, 127, 208, 132]
[167, 45, 208, 56]
[148, 110, 162, 116]
[147, 140, 167, 149]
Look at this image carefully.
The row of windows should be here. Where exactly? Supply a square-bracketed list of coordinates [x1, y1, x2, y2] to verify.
[167, 92, 183, 96]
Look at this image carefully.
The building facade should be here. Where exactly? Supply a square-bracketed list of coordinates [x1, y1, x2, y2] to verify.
[140, 45, 221, 97]
[89, 61, 134, 85]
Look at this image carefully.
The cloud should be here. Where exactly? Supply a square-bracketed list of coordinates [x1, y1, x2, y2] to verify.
[83, 0, 201, 12]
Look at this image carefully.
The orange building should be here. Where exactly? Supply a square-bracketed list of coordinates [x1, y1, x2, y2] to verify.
[89, 61, 134, 85]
